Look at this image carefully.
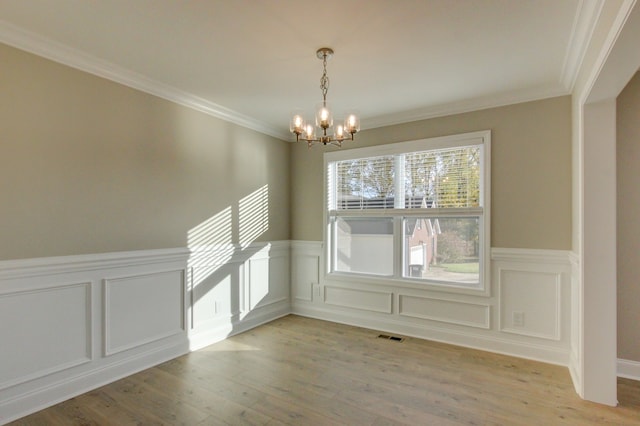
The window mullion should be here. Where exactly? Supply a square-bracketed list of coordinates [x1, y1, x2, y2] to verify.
[393, 215, 403, 279]
[394, 154, 405, 209]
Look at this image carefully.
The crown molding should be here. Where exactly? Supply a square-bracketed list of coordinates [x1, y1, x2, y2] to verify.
[362, 84, 570, 130]
[560, 0, 606, 92]
[0, 20, 290, 141]
[0, 2, 592, 143]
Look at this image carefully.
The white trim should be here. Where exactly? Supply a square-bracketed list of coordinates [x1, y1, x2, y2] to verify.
[581, 0, 638, 104]
[497, 269, 562, 341]
[0, 282, 93, 391]
[362, 88, 569, 131]
[0, 18, 575, 142]
[324, 130, 489, 161]
[618, 358, 640, 381]
[323, 130, 491, 296]
[103, 269, 186, 356]
[561, 0, 606, 91]
[0, 338, 188, 425]
[291, 241, 572, 366]
[292, 303, 569, 366]
[0, 242, 291, 423]
[491, 248, 572, 265]
[0, 20, 289, 141]
[323, 286, 393, 314]
[398, 294, 491, 329]
[187, 301, 290, 352]
[0, 247, 190, 279]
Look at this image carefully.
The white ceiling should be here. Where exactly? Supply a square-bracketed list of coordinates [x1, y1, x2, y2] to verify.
[0, 0, 600, 140]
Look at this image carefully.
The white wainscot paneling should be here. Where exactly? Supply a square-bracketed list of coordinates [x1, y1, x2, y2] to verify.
[191, 262, 240, 328]
[293, 243, 571, 367]
[187, 242, 291, 352]
[0, 282, 91, 390]
[399, 294, 490, 329]
[324, 286, 392, 314]
[104, 270, 185, 356]
[247, 252, 289, 311]
[292, 255, 319, 302]
[498, 269, 561, 340]
[0, 248, 190, 424]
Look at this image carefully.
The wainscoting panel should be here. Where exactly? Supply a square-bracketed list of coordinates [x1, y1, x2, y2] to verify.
[246, 249, 289, 311]
[187, 241, 290, 352]
[191, 267, 235, 327]
[324, 286, 393, 313]
[0, 282, 91, 391]
[498, 269, 561, 340]
[398, 294, 490, 329]
[291, 241, 321, 304]
[291, 255, 317, 302]
[0, 248, 190, 425]
[104, 270, 185, 356]
[292, 242, 572, 367]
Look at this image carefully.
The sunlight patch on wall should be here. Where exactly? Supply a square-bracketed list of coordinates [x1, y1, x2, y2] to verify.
[239, 185, 269, 248]
[187, 206, 234, 287]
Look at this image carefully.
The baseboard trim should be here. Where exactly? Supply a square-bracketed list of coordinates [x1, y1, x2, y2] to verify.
[618, 358, 640, 381]
[569, 350, 583, 396]
[189, 301, 291, 351]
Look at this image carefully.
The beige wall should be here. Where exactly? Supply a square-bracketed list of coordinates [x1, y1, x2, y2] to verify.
[291, 96, 572, 249]
[617, 71, 640, 362]
[0, 43, 290, 260]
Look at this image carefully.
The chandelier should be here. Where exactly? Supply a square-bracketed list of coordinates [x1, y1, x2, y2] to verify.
[290, 47, 360, 147]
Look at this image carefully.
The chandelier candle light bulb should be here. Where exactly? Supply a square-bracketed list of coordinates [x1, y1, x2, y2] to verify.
[290, 112, 305, 134]
[290, 47, 360, 148]
[316, 103, 332, 128]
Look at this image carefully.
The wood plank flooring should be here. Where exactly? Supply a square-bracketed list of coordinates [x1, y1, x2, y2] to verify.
[10, 315, 640, 425]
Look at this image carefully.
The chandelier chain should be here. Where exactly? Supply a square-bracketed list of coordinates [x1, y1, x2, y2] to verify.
[320, 53, 329, 103]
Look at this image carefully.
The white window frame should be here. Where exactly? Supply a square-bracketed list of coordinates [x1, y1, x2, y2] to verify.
[323, 130, 491, 296]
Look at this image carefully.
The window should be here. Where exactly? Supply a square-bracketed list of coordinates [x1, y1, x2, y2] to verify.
[325, 131, 490, 292]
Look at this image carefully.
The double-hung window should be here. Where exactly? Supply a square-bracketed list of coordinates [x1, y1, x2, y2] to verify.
[325, 131, 490, 292]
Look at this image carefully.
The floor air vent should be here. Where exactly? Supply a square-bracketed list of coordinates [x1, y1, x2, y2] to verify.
[377, 334, 405, 342]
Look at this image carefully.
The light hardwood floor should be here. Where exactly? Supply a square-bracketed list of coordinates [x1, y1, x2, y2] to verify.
[10, 315, 640, 425]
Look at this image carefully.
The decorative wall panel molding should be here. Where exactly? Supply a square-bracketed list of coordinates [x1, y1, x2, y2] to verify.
[498, 269, 562, 340]
[291, 241, 572, 366]
[0, 282, 92, 391]
[104, 270, 185, 356]
[187, 241, 291, 351]
[0, 248, 190, 424]
[1, 241, 578, 423]
[324, 286, 393, 314]
[399, 294, 490, 329]
[291, 255, 319, 302]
